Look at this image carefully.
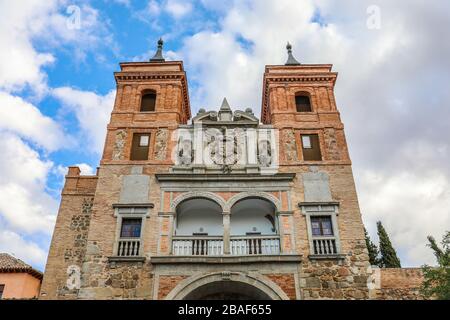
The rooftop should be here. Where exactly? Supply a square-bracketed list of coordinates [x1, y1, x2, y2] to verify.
[0, 253, 43, 280]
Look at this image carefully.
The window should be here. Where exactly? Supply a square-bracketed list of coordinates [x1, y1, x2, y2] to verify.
[301, 134, 322, 161]
[139, 135, 149, 147]
[114, 207, 149, 257]
[0, 284, 4, 299]
[120, 218, 142, 238]
[130, 133, 150, 160]
[311, 216, 333, 236]
[302, 135, 312, 149]
[140, 91, 156, 112]
[295, 95, 311, 112]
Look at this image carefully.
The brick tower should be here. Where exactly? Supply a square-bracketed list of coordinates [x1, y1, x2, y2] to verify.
[40, 41, 371, 300]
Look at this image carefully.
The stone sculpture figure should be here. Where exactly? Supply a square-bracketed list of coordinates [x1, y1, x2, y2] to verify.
[177, 137, 193, 165]
[154, 129, 169, 160]
[284, 129, 298, 161]
[258, 139, 272, 166]
[324, 128, 341, 160]
[112, 129, 127, 160]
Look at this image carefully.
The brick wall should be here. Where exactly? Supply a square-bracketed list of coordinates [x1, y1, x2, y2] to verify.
[266, 274, 297, 299]
[372, 268, 425, 300]
[158, 275, 188, 299]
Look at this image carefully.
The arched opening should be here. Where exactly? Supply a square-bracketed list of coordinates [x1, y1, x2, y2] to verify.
[173, 198, 223, 255]
[183, 281, 273, 300]
[230, 198, 279, 255]
[230, 198, 277, 235]
[140, 90, 156, 112]
[175, 198, 223, 236]
[295, 93, 311, 112]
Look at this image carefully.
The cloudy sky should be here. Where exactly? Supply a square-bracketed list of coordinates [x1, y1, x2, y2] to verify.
[0, 0, 449, 270]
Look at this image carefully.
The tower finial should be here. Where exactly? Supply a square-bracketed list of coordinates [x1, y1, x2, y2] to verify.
[285, 42, 300, 65]
[150, 38, 165, 62]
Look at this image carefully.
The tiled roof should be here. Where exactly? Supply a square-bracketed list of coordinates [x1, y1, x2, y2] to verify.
[0, 253, 43, 280]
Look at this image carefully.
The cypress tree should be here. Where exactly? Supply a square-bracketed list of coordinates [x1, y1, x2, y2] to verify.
[377, 221, 401, 268]
[364, 227, 380, 265]
[421, 231, 450, 299]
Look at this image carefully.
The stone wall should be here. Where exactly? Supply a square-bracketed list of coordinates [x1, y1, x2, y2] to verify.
[78, 260, 153, 299]
[40, 167, 97, 299]
[300, 248, 370, 300]
[371, 268, 425, 300]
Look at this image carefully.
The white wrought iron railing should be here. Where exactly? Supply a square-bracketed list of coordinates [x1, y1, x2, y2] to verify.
[230, 235, 280, 255]
[172, 236, 224, 256]
[117, 238, 141, 257]
[312, 237, 337, 255]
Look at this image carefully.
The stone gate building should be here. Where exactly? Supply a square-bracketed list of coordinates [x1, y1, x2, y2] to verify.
[40, 40, 409, 300]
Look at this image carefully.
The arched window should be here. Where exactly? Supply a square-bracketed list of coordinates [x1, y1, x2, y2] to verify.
[175, 198, 223, 236]
[230, 198, 277, 236]
[140, 90, 156, 112]
[295, 94, 311, 112]
[230, 197, 279, 255]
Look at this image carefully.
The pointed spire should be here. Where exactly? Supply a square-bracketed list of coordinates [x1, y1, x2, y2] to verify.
[150, 38, 165, 62]
[220, 97, 231, 111]
[285, 42, 301, 65]
[218, 97, 232, 121]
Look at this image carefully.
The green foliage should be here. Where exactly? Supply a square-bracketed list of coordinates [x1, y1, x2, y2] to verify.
[377, 221, 401, 268]
[364, 227, 380, 265]
[421, 231, 450, 300]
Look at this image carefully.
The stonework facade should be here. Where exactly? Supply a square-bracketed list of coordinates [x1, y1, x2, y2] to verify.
[39, 45, 423, 300]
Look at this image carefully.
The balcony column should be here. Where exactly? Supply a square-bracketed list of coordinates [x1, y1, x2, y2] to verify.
[223, 211, 231, 254]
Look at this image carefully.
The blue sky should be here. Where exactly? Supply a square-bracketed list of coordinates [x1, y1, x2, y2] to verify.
[0, 0, 449, 271]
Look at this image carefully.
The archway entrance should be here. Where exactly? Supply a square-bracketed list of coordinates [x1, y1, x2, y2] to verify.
[183, 281, 273, 300]
[166, 272, 289, 300]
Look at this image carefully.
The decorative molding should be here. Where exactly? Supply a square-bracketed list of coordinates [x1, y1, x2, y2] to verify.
[112, 203, 154, 208]
[107, 256, 146, 268]
[225, 191, 282, 212]
[298, 202, 340, 215]
[156, 173, 295, 182]
[170, 191, 227, 212]
[158, 211, 175, 217]
[308, 254, 346, 261]
[150, 255, 302, 265]
[276, 210, 294, 216]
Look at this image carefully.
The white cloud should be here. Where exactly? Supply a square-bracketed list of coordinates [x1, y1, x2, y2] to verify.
[112, 0, 131, 6]
[359, 170, 450, 266]
[147, 0, 162, 15]
[55, 163, 95, 179]
[0, 1, 117, 96]
[0, 0, 58, 95]
[164, 0, 192, 19]
[0, 91, 67, 151]
[75, 163, 96, 175]
[0, 133, 57, 234]
[0, 230, 48, 270]
[52, 87, 115, 154]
